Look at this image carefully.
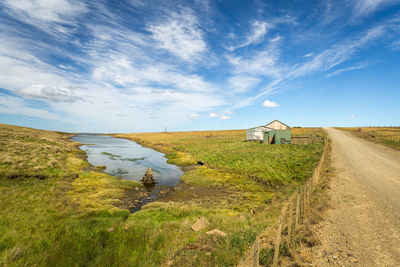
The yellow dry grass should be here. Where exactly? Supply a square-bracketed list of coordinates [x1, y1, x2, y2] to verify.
[340, 127, 400, 150]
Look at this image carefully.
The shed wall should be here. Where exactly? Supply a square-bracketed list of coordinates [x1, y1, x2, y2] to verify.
[246, 128, 265, 140]
[275, 129, 291, 144]
[266, 121, 289, 130]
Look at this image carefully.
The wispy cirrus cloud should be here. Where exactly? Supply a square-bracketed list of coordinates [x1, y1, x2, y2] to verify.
[288, 25, 384, 79]
[227, 21, 269, 51]
[326, 63, 368, 77]
[353, 0, 400, 17]
[148, 10, 207, 61]
[0, 0, 399, 131]
[2, 0, 87, 37]
[226, 21, 393, 113]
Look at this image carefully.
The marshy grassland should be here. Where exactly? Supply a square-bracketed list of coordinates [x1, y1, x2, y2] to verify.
[340, 127, 400, 150]
[115, 128, 326, 266]
[1, 124, 325, 266]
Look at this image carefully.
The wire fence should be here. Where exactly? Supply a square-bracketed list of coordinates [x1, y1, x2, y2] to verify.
[359, 128, 400, 143]
[291, 135, 325, 145]
[252, 138, 328, 266]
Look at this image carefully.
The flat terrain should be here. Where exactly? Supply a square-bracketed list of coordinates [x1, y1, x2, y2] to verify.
[116, 129, 325, 266]
[312, 128, 400, 266]
[0, 124, 325, 266]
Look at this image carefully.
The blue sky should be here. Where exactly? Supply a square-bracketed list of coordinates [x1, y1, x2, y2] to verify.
[0, 0, 399, 133]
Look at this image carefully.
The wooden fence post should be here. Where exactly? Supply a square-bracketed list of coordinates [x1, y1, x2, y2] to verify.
[302, 186, 306, 219]
[273, 205, 287, 267]
[287, 201, 293, 246]
[253, 240, 259, 267]
[295, 188, 300, 229]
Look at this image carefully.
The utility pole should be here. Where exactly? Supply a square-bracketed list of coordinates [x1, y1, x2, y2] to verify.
[165, 127, 167, 133]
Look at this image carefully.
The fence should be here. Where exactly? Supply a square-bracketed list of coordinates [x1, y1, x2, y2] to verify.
[291, 135, 325, 145]
[358, 128, 400, 143]
[252, 138, 328, 266]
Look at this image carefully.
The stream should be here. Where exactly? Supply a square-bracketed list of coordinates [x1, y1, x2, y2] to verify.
[71, 134, 183, 212]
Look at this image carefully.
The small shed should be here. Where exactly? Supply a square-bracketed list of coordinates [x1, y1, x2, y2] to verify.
[246, 120, 291, 144]
[246, 126, 272, 141]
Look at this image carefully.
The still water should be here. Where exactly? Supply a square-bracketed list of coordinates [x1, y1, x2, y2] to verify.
[71, 134, 182, 186]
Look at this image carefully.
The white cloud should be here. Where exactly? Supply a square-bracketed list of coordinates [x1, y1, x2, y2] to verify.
[1, 0, 397, 132]
[188, 113, 200, 119]
[148, 11, 207, 61]
[92, 57, 216, 93]
[18, 84, 82, 102]
[350, 114, 357, 119]
[262, 99, 279, 108]
[209, 112, 218, 117]
[303, 53, 313, 58]
[2, 0, 87, 36]
[220, 114, 231, 120]
[0, 93, 65, 121]
[0, 25, 227, 131]
[228, 21, 269, 51]
[208, 111, 233, 120]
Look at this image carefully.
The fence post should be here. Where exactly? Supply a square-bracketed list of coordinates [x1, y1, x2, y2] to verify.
[253, 240, 259, 267]
[287, 201, 293, 246]
[302, 185, 306, 219]
[295, 188, 300, 229]
[273, 205, 287, 267]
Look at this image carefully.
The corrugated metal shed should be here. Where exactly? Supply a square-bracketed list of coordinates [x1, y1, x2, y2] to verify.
[246, 120, 291, 144]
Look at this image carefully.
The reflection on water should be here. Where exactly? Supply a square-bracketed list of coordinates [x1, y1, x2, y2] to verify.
[71, 134, 182, 186]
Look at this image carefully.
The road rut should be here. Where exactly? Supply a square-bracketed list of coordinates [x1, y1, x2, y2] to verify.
[312, 128, 400, 266]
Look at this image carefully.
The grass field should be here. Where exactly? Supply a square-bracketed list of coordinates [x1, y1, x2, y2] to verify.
[115, 128, 326, 265]
[340, 127, 400, 150]
[1, 124, 325, 266]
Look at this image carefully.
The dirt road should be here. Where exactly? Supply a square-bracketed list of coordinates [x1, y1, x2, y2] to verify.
[312, 128, 400, 266]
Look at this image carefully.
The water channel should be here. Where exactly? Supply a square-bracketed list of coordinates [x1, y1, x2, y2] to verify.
[71, 134, 183, 212]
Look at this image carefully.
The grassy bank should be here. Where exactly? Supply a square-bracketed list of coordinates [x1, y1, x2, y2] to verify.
[340, 127, 400, 150]
[115, 128, 325, 265]
[0, 124, 142, 266]
[1, 124, 325, 266]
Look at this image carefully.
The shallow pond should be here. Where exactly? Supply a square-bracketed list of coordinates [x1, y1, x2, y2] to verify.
[71, 134, 183, 186]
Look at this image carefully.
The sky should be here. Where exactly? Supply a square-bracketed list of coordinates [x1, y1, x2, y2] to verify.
[0, 0, 399, 133]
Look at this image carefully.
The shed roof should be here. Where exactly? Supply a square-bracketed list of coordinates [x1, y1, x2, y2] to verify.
[247, 125, 275, 131]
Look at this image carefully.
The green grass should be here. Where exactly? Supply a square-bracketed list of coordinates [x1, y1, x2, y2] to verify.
[114, 129, 324, 265]
[1, 125, 325, 266]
